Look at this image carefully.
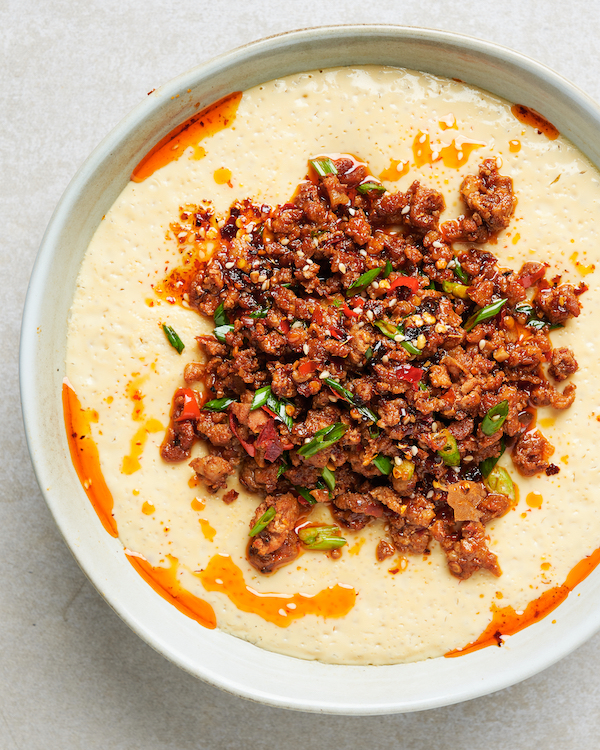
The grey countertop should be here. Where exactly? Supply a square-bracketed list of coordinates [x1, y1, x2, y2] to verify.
[3, 1, 600, 747]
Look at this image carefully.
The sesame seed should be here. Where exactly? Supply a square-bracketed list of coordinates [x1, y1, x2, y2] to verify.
[431, 421, 438, 432]
[411, 446, 418, 456]
[177, 231, 187, 239]
[416, 334, 426, 349]
[432, 240, 443, 248]
[291, 321, 303, 329]
[319, 370, 330, 379]
[372, 281, 379, 289]
[388, 299, 397, 308]
[394, 456, 402, 466]
[360, 249, 368, 257]
[435, 323, 448, 334]
[225, 261, 234, 269]
[431, 151, 439, 160]
[381, 354, 389, 363]
[496, 156, 503, 168]
[280, 238, 289, 245]
[393, 334, 404, 343]
[302, 264, 310, 272]
[257, 274, 267, 283]
[401, 205, 410, 215]
[426, 490, 434, 499]
[452, 466, 461, 473]
[358, 321, 365, 328]
[457, 150, 464, 160]
[303, 344, 309, 355]
[261, 281, 269, 291]
[353, 307, 362, 314]
[479, 339, 487, 350]
[304, 437, 311, 444]
[339, 263, 347, 274]
[447, 259, 456, 269]
[419, 133, 427, 144]
[463, 455, 474, 462]
[297, 250, 305, 257]
[348, 207, 356, 216]
[366, 310, 374, 321]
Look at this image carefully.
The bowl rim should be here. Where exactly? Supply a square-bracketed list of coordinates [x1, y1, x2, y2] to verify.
[20, 23, 600, 715]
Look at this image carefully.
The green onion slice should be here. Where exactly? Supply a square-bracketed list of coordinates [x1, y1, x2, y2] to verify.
[249, 308, 269, 319]
[294, 485, 316, 505]
[356, 182, 386, 194]
[442, 280, 469, 299]
[438, 429, 460, 466]
[321, 466, 336, 493]
[203, 397, 236, 412]
[453, 262, 469, 284]
[249, 506, 276, 537]
[214, 302, 230, 327]
[372, 454, 393, 475]
[481, 400, 509, 436]
[365, 346, 373, 362]
[250, 386, 294, 430]
[297, 423, 349, 458]
[324, 378, 378, 423]
[401, 338, 421, 356]
[383, 260, 393, 279]
[277, 454, 290, 479]
[298, 525, 347, 550]
[373, 319, 398, 339]
[250, 385, 271, 410]
[479, 439, 505, 478]
[162, 324, 185, 354]
[485, 466, 515, 502]
[346, 267, 382, 297]
[310, 157, 338, 177]
[464, 298, 508, 332]
[214, 324, 235, 343]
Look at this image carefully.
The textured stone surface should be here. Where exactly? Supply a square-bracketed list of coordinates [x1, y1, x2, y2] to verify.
[2, 1, 600, 747]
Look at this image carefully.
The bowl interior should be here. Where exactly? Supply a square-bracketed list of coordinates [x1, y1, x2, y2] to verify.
[20, 25, 600, 714]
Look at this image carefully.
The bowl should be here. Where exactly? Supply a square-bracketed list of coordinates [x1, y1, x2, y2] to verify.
[20, 25, 600, 714]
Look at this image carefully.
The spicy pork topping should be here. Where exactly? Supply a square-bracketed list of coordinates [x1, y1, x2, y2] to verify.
[160, 155, 583, 579]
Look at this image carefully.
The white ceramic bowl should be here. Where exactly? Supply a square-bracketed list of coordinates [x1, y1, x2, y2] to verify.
[20, 25, 600, 714]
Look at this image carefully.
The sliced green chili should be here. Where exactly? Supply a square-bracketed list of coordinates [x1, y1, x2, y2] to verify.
[373, 319, 398, 339]
[298, 525, 347, 550]
[203, 397, 236, 412]
[324, 378, 378, 423]
[453, 262, 469, 284]
[437, 429, 460, 466]
[464, 298, 508, 332]
[249, 506, 276, 537]
[356, 182, 386, 194]
[401, 338, 421, 356]
[297, 423, 349, 458]
[383, 260, 393, 279]
[486, 466, 515, 502]
[372, 454, 393, 475]
[481, 400, 509, 436]
[310, 157, 338, 177]
[162, 324, 185, 354]
[294, 485, 316, 505]
[365, 346, 373, 362]
[346, 267, 382, 296]
[479, 439, 505, 478]
[442, 280, 469, 299]
[321, 466, 336, 493]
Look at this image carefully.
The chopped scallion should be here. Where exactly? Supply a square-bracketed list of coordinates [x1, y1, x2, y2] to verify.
[346, 267, 382, 296]
[297, 423, 349, 458]
[356, 182, 386, 194]
[321, 466, 336, 492]
[372, 454, 393, 475]
[249, 308, 269, 319]
[383, 260, 393, 278]
[479, 439, 505, 478]
[310, 157, 338, 177]
[294, 485, 316, 505]
[214, 302, 229, 327]
[324, 378, 378, 423]
[249, 506, 276, 537]
[481, 400, 509, 436]
[250, 385, 271, 410]
[162, 324, 185, 354]
[298, 525, 347, 550]
[464, 298, 508, 332]
[214, 324, 235, 343]
[437, 429, 460, 466]
[203, 397, 236, 411]
[453, 262, 469, 284]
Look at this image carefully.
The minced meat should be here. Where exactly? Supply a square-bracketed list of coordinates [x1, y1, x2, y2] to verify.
[160, 155, 581, 579]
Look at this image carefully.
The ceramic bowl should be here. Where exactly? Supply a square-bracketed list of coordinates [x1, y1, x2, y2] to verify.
[20, 25, 600, 714]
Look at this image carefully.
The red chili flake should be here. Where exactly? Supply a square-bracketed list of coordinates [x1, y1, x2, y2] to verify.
[313, 306, 324, 324]
[228, 411, 255, 457]
[393, 364, 424, 384]
[298, 360, 318, 376]
[342, 303, 359, 317]
[519, 265, 547, 288]
[389, 276, 420, 293]
[545, 463, 560, 476]
[174, 389, 201, 421]
[329, 325, 347, 341]
[279, 319, 290, 334]
[255, 419, 284, 463]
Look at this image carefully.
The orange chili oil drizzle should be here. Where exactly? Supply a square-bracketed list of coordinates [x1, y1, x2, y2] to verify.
[446, 547, 600, 657]
[62, 380, 118, 537]
[126, 553, 217, 629]
[198, 553, 356, 627]
[511, 104, 559, 140]
[131, 91, 242, 182]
